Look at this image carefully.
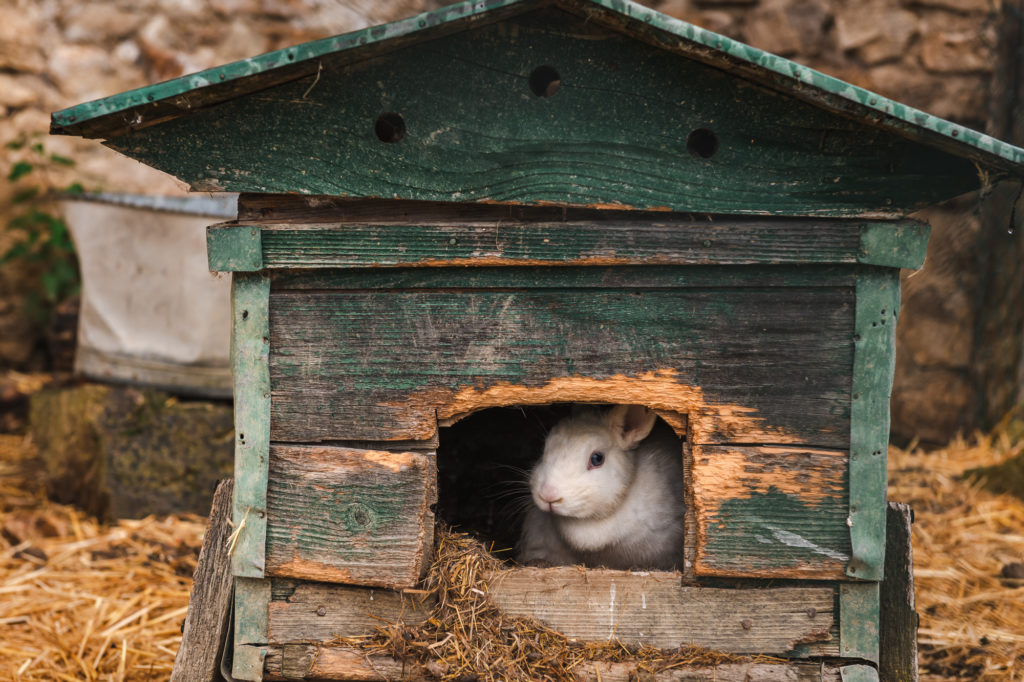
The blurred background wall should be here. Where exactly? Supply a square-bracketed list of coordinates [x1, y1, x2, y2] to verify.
[0, 0, 1019, 446]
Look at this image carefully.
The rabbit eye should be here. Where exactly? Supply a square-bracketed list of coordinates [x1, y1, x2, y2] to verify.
[588, 451, 605, 469]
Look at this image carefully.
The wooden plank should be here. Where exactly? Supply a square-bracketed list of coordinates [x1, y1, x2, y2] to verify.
[208, 224, 263, 272]
[857, 222, 930, 270]
[880, 502, 918, 682]
[232, 272, 271, 579]
[234, 577, 272, 681]
[840, 664, 880, 682]
[269, 287, 854, 447]
[102, 7, 981, 217]
[839, 582, 880, 663]
[487, 568, 834, 654]
[265, 445, 436, 588]
[271, 263, 857, 291]
[847, 268, 901, 581]
[268, 581, 432, 645]
[692, 445, 851, 579]
[171, 479, 235, 682]
[238, 218, 880, 270]
[264, 646, 845, 681]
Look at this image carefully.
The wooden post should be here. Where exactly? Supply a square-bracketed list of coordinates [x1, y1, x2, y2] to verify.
[880, 502, 917, 682]
[171, 479, 235, 682]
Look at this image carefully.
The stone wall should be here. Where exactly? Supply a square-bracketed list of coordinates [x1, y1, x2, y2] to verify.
[0, 0, 1007, 443]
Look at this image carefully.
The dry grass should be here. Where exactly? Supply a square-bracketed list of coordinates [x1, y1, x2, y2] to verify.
[0, 422, 1022, 679]
[0, 434, 206, 681]
[338, 529, 764, 681]
[889, 433, 1024, 681]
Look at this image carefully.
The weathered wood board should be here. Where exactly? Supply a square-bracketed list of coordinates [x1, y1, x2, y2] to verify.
[263, 647, 848, 681]
[268, 282, 855, 447]
[105, 7, 980, 217]
[210, 217, 926, 272]
[692, 446, 851, 579]
[268, 580, 433, 645]
[265, 446, 436, 588]
[487, 568, 835, 653]
[265, 570, 835, 654]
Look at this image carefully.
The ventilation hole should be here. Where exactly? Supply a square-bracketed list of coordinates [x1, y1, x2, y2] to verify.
[687, 128, 719, 159]
[529, 65, 561, 98]
[374, 112, 406, 143]
[241, 310, 249, 320]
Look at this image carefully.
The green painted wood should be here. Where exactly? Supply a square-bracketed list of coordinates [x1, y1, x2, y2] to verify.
[268, 282, 855, 447]
[233, 577, 271, 681]
[694, 446, 852, 579]
[226, 218, 920, 271]
[208, 224, 263, 272]
[857, 222, 930, 270]
[847, 268, 901, 581]
[50, 0, 1024, 190]
[840, 665, 880, 682]
[839, 582, 881, 663]
[271, 264, 857, 290]
[98, 8, 990, 217]
[231, 273, 271, 579]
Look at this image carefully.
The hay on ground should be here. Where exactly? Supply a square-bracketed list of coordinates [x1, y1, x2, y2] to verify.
[338, 528, 777, 681]
[889, 433, 1024, 681]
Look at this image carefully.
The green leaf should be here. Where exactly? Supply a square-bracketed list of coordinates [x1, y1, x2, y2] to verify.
[12, 187, 39, 204]
[41, 270, 60, 300]
[64, 182, 85, 195]
[7, 161, 33, 182]
[0, 241, 30, 264]
[49, 153, 75, 167]
[31, 143, 45, 155]
[5, 139, 25, 151]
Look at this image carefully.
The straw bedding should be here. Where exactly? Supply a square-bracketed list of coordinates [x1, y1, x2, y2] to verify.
[1, 426, 1022, 680]
[0, 433, 206, 680]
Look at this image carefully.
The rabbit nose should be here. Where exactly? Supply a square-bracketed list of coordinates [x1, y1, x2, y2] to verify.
[539, 485, 563, 504]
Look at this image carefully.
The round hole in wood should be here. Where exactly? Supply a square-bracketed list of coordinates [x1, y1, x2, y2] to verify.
[687, 128, 718, 159]
[374, 112, 406, 143]
[529, 65, 562, 98]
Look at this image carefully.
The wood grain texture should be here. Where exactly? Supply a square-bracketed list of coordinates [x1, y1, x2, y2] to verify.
[268, 580, 432, 645]
[171, 479, 234, 682]
[692, 445, 851, 579]
[226, 218, 881, 270]
[268, 285, 855, 447]
[264, 646, 846, 681]
[271, 263, 857, 290]
[487, 568, 833, 653]
[265, 445, 436, 588]
[880, 503, 917, 681]
[107, 7, 978, 217]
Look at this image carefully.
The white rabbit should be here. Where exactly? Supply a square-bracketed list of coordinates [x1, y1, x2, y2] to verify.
[517, 404, 686, 571]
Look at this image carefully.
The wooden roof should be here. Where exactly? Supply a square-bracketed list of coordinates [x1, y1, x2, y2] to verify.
[51, 0, 1024, 216]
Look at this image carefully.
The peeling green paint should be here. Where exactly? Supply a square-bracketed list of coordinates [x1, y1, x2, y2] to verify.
[231, 273, 271, 579]
[233, 577, 271, 681]
[208, 225, 263, 272]
[702, 488, 851, 574]
[847, 269, 900, 581]
[840, 582, 881, 662]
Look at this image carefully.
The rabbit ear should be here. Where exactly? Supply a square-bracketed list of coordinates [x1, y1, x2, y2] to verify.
[606, 405, 657, 448]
